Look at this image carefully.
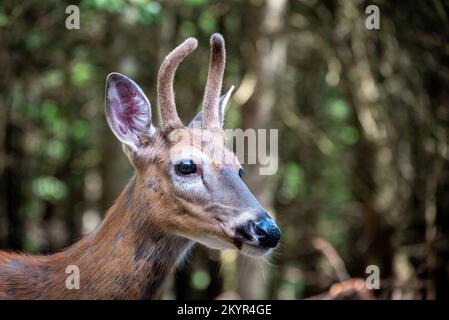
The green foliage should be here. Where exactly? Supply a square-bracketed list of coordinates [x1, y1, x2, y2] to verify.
[325, 98, 349, 121]
[24, 32, 47, 50]
[224, 13, 240, 33]
[199, 10, 216, 33]
[40, 101, 68, 137]
[24, 237, 39, 254]
[138, 2, 162, 25]
[280, 162, 305, 200]
[191, 270, 211, 290]
[42, 70, 64, 88]
[71, 62, 94, 87]
[184, 0, 209, 7]
[88, 0, 126, 12]
[0, 12, 8, 27]
[71, 120, 88, 141]
[82, 0, 162, 25]
[32, 176, 68, 202]
[339, 125, 358, 145]
[45, 139, 69, 162]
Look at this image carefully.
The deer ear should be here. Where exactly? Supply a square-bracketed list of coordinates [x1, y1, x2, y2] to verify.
[105, 73, 153, 150]
[189, 85, 234, 128]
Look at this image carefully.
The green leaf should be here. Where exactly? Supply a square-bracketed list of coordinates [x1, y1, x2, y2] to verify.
[45, 139, 69, 162]
[0, 12, 9, 27]
[40, 100, 59, 120]
[184, 0, 208, 6]
[71, 62, 93, 87]
[191, 270, 210, 290]
[72, 120, 88, 140]
[326, 98, 349, 120]
[24, 237, 39, 254]
[24, 33, 47, 51]
[42, 70, 64, 88]
[138, 2, 162, 25]
[339, 126, 359, 145]
[199, 11, 216, 33]
[32, 176, 68, 201]
[128, 0, 147, 5]
[89, 0, 125, 12]
[280, 163, 305, 200]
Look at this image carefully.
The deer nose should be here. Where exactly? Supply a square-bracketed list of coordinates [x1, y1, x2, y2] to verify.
[254, 218, 281, 248]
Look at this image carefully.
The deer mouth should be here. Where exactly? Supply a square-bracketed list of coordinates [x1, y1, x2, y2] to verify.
[232, 233, 277, 257]
[240, 242, 274, 257]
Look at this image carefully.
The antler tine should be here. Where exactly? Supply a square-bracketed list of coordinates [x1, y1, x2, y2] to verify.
[202, 33, 226, 129]
[157, 37, 198, 132]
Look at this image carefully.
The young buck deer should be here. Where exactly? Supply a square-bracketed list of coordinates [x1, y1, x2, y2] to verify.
[0, 34, 281, 300]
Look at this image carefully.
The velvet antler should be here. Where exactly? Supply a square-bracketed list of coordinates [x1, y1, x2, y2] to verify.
[202, 33, 226, 129]
[157, 37, 198, 132]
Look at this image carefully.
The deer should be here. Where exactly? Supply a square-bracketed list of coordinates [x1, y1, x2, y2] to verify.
[0, 34, 281, 300]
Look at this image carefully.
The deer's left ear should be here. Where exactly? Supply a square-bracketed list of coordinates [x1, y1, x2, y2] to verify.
[105, 73, 153, 151]
[189, 86, 234, 128]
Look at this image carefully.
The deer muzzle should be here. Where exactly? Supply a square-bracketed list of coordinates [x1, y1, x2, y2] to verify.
[237, 214, 281, 249]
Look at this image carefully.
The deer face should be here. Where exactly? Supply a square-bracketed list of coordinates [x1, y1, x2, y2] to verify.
[105, 35, 280, 256]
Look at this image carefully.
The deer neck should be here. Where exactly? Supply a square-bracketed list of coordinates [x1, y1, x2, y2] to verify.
[0, 177, 192, 300]
[64, 177, 194, 299]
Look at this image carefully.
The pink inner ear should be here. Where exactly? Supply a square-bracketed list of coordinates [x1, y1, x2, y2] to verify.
[107, 76, 151, 145]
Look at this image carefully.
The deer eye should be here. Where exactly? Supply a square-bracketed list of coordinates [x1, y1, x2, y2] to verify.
[175, 160, 197, 175]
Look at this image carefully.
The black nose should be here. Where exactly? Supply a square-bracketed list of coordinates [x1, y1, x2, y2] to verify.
[254, 218, 281, 248]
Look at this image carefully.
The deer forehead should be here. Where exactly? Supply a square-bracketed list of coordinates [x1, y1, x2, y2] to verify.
[168, 128, 240, 171]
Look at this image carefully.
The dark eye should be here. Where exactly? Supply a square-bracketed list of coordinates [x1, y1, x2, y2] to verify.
[175, 160, 197, 175]
[238, 168, 246, 178]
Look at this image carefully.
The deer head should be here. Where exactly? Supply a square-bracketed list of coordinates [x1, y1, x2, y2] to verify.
[104, 34, 281, 257]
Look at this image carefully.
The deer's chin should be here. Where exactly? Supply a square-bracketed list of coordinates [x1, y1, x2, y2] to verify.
[194, 236, 273, 256]
[195, 236, 236, 251]
[240, 243, 273, 257]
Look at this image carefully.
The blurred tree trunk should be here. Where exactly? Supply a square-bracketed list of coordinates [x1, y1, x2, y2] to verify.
[237, 0, 287, 299]
[333, 0, 394, 284]
[206, 253, 223, 299]
[0, 15, 23, 250]
[174, 262, 192, 299]
[407, 115, 433, 299]
[2, 104, 24, 250]
[435, 159, 449, 299]
[62, 60, 83, 246]
[431, 60, 449, 299]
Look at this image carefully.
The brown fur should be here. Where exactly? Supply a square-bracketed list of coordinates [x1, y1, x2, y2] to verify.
[0, 186, 189, 299]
